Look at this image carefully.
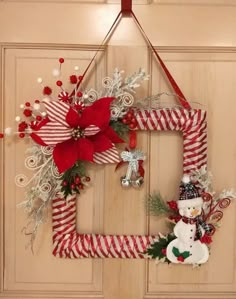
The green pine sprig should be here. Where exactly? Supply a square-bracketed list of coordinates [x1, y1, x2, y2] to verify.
[60, 161, 88, 198]
[146, 192, 171, 217]
[109, 120, 130, 140]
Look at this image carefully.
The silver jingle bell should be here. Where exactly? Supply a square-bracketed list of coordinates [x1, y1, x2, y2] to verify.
[120, 176, 131, 187]
[131, 176, 144, 188]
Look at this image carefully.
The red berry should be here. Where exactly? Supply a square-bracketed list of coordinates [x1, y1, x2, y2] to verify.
[161, 248, 167, 255]
[25, 102, 31, 107]
[56, 80, 63, 87]
[77, 91, 83, 98]
[0, 133, 4, 138]
[74, 177, 81, 184]
[78, 183, 84, 190]
[78, 75, 83, 81]
[177, 256, 184, 262]
[19, 133, 25, 138]
[59, 58, 64, 63]
[36, 115, 42, 121]
[43, 86, 52, 95]
[70, 75, 77, 84]
[122, 118, 128, 124]
[70, 184, 76, 189]
[23, 109, 32, 117]
[62, 180, 68, 186]
[85, 176, 91, 182]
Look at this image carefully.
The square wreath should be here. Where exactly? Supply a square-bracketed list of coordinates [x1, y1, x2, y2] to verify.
[1, 59, 234, 264]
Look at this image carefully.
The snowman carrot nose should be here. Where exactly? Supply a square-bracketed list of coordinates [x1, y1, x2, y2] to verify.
[191, 209, 199, 216]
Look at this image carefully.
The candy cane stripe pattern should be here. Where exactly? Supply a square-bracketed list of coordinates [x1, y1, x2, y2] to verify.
[135, 108, 207, 173]
[52, 197, 156, 258]
[52, 107, 207, 258]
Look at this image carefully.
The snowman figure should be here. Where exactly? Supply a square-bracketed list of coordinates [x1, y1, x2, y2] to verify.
[166, 175, 209, 264]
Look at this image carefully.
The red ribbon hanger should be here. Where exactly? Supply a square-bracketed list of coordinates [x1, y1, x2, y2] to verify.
[72, 0, 191, 110]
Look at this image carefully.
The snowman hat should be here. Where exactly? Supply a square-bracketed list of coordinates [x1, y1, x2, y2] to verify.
[177, 174, 203, 209]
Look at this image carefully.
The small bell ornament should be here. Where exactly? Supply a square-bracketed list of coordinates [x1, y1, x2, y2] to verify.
[120, 149, 145, 188]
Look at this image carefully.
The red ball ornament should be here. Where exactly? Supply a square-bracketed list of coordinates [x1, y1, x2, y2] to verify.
[0, 133, 4, 138]
[129, 123, 136, 129]
[25, 102, 31, 107]
[56, 80, 63, 87]
[19, 133, 25, 138]
[59, 58, 64, 64]
[126, 112, 133, 120]
[122, 118, 128, 125]
[34, 99, 40, 103]
[77, 91, 83, 98]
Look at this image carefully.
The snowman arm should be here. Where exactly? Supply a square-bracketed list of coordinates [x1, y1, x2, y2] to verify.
[173, 221, 181, 237]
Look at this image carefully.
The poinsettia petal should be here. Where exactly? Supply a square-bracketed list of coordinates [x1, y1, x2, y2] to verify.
[93, 144, 120, 164]
[65, 107, 81, 128]
[53, 139, 79, 173]
[32, 121, 72, 146]
[103, 126, 124, 143]
[84, 125, 101, 136]
[43, 100, 70, 127]
[76, 138, 94, 161]
[78, 97, 114, 129]
[90, 134, 113, 152]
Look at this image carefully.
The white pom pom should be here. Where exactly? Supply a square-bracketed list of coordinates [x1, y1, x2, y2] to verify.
[74, 66, 79, 71]
[15, 116, 21, 122]
[4, 127, 12, 136]
[52, 68, 61, 77]
[33, 103, 40, 110]
[83, 93, 89, 100]
[19, 104, 24, 109]
[182, 174, 190, 184]
[37, 77, 43, 84]
[42, 112, 47, 117]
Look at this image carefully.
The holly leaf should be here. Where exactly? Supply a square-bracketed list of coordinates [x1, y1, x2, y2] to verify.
[172, 247, 180, 257]
[182, 251, 191, 259]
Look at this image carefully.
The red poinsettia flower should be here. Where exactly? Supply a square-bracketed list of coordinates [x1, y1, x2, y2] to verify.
[30, 97, 123, 173]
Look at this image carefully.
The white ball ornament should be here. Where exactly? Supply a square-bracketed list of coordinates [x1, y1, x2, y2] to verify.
[37, 77, 43, 84]
[42, 112, 47, 117]
[4, 127, 12, 136]
[15, 116, 21, 122]
[20, 104, 24, 109]
[74, 66, 79, 71]
[83, 93, 89, 100]
[52, 68, 61, 77]
[33, 103, 40, 110]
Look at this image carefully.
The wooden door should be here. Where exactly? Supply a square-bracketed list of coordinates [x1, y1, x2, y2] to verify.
[1, 1, 236, 299]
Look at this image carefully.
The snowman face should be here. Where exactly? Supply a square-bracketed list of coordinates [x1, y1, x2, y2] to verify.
[179, 205, 202, 218]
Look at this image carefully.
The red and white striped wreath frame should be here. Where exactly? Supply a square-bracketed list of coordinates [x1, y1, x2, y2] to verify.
[52, 107, 207, 259]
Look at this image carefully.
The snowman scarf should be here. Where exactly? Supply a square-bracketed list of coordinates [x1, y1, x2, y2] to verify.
[182, 216, 212, 240]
